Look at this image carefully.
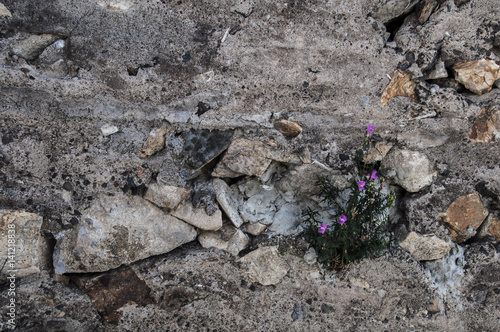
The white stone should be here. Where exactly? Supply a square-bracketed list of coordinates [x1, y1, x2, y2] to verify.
[212, 178, 244, 228]
[0, 2, 12, 17]
[381, 149, 437, 193]
[94, 0, 135, 11]
[267, 204, 302, 235]
[171, 203, 223, 231]
[53, 192, 197, 274]
[239, 246, 289, 286]
[100, 124, 119, 136]
[0, 210, 43, 277]
[198, 225, 249, 256]
[399, 232, 451, 261]
[304, 247, 317, 265]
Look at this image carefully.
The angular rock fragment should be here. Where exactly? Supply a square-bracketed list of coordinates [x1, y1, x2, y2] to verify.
[274, 120, 303, 138]
[488, 218, 500, 241]
[198, 225, 249, 256]
[212, 178, 244, 228]
[364, 141, 393, 163]
[0, 2, 11, 17]
[468, 107, 500, 143]
[380, 71, 418, 106]
[73, 267, 155, 324]
[0, 210, 43, 277]
[100, 124, 119, 136]
[239, 246, 289, 286]
[267, 203, 302, 236]
[440, 192, 488, 243]
[452, 59, 500, 95]
[399, 232, 451, 261]
[381, 149, 437, 192]
[182, 129, 233, 170]
[140, 125, 170, 158]
[94, 0, 135, 11]
[144, 182, 190, 210]
[370, 0, 420, 24]
[53, 193, 197, 273]
[241, 222, 267, 236]
[11, 34, 59, 61]
[427, 60, 448, 80]
[415, 0, 437, 24]
[171, 202, 223, 231]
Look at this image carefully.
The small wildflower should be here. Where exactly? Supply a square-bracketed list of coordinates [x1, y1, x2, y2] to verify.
[367, 125, 375, 134]
[338, 215, 347, 225]
[318, 223, 328, 234]
[357, 181, 365, 191]
[366, 170, 378, 180]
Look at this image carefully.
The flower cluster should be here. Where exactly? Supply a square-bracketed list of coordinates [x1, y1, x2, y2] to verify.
[304, 125, 396, 270]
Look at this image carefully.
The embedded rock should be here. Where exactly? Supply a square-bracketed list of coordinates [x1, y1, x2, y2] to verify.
[381, 149, 437, 192]
[416, 0, 437, 24]
[53, 193, 197, 273]
[11, 34, 59, 61]
[399, 232, 451, 261]
[440, 192, 489, 243]
[74, 267, 155, 324]
[93, 0, 135, 11]
[100, 124, 119, 137]
[171, 202, 223, 231]
[198, 225, 249, 256]
[0, 210, 43, 277]
[239, 187, 279, 225]
[364, 141, 393, 163]
[380, 71, 418, 106]
[427, 60, 448, 80]
[452, 59, 500, 95]
[144, 183, 190, 210]
[182, 129, 234, 171]
[0, 2, 11, 17]
[488, 218, 500, 241]
[140, 125, 170, 158]
[212, 178, 244, 228]
[239, 246, 289, 286]
[274, 120, 303, 138]
[267, 203, 303, 236]
[241, 222, 267, 236]
[468, 107, 500, 143]
[370, 0, 420, 24]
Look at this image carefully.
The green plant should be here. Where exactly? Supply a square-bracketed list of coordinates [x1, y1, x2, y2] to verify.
[303, 125, 396, 270]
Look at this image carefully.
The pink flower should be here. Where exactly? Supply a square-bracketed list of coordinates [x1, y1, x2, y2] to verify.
[338, 215, 347, 225]
[357, 181, 366, 191]
[367, 125, 374, 134]
[366, 170, 378, 180]
[318, 223, 328, 234]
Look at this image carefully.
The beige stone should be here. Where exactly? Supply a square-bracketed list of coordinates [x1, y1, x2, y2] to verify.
[488, 218, 500, 241]
[380, 71, 418, 106]
[399, 232, 451, 261]
[171, 202, 223, 231]
[274, 120, 303, 138]
[198, 225, 249, 256]
[469, 107, 500, 143]
[140, 125, 170, 158]
[364, 141, 393, 163]
[239, 246, 289, 286]
[144, 183, 190, 210]
[440, 192, 488, 243]
[453, 59, 500, 95]
[0, 2, 12, 17]
[0, 210, 43, 277]
[416, 0, 437, 24]
[241, 222, 267, 236]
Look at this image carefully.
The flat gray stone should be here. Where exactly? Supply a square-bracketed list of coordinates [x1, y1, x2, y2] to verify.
[212, 178, 244, 228]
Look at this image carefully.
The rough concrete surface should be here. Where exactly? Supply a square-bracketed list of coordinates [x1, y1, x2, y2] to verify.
[1, 0, 500, 330]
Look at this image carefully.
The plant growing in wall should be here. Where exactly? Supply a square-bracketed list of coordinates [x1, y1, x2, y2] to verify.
[304, 125, 396, 270]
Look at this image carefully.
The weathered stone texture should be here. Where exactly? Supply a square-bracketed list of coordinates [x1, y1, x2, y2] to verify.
[399, 231, 451, 261]
[239, 246, 289, 286]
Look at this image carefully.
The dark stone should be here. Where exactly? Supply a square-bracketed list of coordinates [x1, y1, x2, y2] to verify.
[182, 52, 191, 62]
[62, 182, 72, 191]
[182, 129, 234, 170]
[339, 154, 350, 161]
[196, 101, 211, 117]
[321, 303, 335, 313]
[291, 301, 306, 321]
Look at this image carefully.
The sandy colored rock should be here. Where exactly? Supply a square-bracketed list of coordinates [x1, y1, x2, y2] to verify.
[0, 2, 11, 17]
[440, 192, 489, 243]
[364, 141, 393, 163]
[0, 210, 43, 277]
[469, 107, 500, 142]
[274, 120, 303, 138]
[212, 178, 244, 228]
[453, 59, 500, 95]
[239, 246, 289, 286]
[416, 0, 437, 24]
[198, 225, 249, 256]
[144, 182, 190, 210]
[11, 34, 59, 61]
[399, 232, 451, 261]
[171, 202, 223, 231]
[140, 125, 170, 158]
[488, 218, 500, 241]
[241, 222, 267, 236]
[381, 149, 437, 193]
[380, 71, 418, 106]
[53, 193, 197, 273]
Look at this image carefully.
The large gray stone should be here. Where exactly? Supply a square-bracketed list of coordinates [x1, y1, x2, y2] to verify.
[0, 210, 43, 277]
[399, 232, 451, 261]
[11, 34, 59, 61]
[381, 149, 437, 193]
[370, 0, 420, 23]
[53, 193, 197, 274]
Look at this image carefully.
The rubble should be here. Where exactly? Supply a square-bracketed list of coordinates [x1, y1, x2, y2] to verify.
[452, 59, 500, 95]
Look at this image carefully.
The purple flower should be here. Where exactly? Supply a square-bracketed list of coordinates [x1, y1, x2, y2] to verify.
[318, 223, 328, 234]
[357, 181, 366, 191]
[366, 170, 378, 180]
[338, 215, 347, 225]
[367, 125, 375, 134]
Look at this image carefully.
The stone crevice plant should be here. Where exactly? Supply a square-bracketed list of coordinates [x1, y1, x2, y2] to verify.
[304, 125, 396, 270]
